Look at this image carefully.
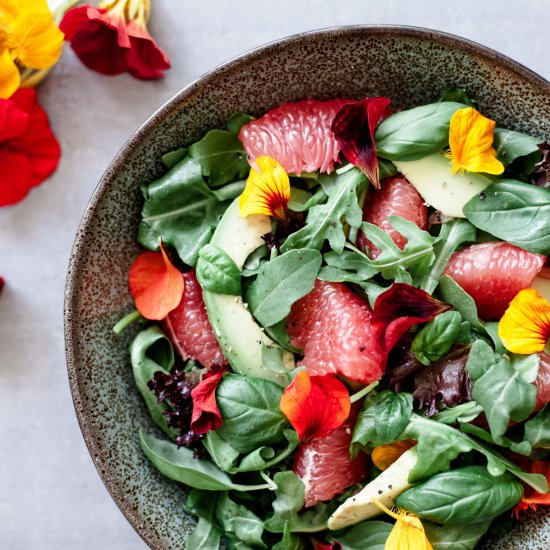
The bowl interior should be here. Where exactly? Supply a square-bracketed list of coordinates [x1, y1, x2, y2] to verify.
[65, 26, 550, 549]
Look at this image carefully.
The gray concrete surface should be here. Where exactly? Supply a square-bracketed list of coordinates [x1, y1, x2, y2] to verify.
[0, 0, 549, 548]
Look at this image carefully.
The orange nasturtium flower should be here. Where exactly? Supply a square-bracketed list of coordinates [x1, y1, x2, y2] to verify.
[279, 370, 350, 441]
[371, 440, 416, 471]
[513, 460, 550, 519]
[239, 156, 290, 221]
[372, 498, 433, 550]
[498, 288, 550, 354]
[0, 0, 64, 98]
[445, 107, 504, 175]
[129, 242, 184, 320]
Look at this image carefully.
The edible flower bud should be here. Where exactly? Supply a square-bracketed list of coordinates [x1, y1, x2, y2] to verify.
[239, 156, 290, 221]
[498, 288, 550, 354]
[445, 107, 504, 175]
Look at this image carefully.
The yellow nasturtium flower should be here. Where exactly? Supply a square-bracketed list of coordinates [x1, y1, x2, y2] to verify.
[0, 0, 64, 98]
[371, 440, 416, 471]
[372, 498, 433, 550]
[445, 107, 504, 175]
[239, 156, 290, 221]
[498, 288, 550, 354]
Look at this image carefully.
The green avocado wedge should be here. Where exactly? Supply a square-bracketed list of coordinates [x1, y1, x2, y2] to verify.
[200, 199, 295, 385]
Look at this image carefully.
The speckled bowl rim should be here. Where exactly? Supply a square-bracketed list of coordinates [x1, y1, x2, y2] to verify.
[64, 25, 550, 549]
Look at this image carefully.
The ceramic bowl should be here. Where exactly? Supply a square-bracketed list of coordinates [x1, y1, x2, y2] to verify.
[65, 26, 550, 549]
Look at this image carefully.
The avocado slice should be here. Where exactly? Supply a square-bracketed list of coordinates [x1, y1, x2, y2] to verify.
[202, 199, 294, 385]
[394, 153, 492, 218]
[327, 447, 418, 530]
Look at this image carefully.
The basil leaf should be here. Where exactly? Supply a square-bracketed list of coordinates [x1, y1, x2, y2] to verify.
[197, 243, 241, 295]
[129, 327, 177, 438]
[215, 374, 288, 454]
[215, 493, 267, 549]
[463, 181, 550, 255]
[493, 128, 541, 167]
[204, 429, 299, 473]
[352, 391, 413, 449]
[420, 219, 477, 294]
[328, 521, 392, 550]
[437, 275, 484, 330]
[184, 490, 222, 550]
[396, 466, 523, 524]
[140, 429, 271, 492]
[281, 168, 366, 253]
[524, 405, 550, 448]
[468, 343, 538, 442]
[424, 520, 491, 550]
[411, 311, 462, 365]
[138, 156, 229, 266]
[227, 112, 254, 135]
[439, 87, 478, 108]
[189, 129, 250, 187]
[375, 102, 464, 161]
[264, 471, 334, 534]
[246, 248, 322, 327]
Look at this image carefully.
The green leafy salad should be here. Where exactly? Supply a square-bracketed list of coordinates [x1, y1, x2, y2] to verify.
[119, 88, 550, 549]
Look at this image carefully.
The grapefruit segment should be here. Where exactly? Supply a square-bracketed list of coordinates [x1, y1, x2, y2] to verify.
[443, 242, 545, 320]
[239, 98, 351, 175]
[163, 271, 227, 368]
[292, 406, 368, 507]
[287, 280, 385, 384]
[357, 175, 428, 257]
[535, 352, 550, 410]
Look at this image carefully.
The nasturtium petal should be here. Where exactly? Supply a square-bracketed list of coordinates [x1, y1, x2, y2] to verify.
[371, 440, 416, 471]
[0, 48, 20, 99]
[129, 243, 184, 320]
[331, 96, 391, 188]
[498, 288, 550, 354]
[190, 368, 225, 434]
[279, 370, 350, 441]
[446, 107, 504, 175]
[239, 156, 290, 221]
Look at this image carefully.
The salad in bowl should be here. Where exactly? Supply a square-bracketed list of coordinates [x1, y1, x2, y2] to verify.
[118, 88, 550, 549]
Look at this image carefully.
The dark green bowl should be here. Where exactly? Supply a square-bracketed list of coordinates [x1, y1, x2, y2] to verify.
[65, 26, 550, 549]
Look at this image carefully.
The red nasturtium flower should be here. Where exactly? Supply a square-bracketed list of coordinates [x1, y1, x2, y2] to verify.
[280, 371, 351, 441]
[59, 0, 170, 79]
[331, 97, 392, 189]
[190, 367, 225, 434]
[128, 242, 184, 320]
[0, 88, 61, 207]
[513, 460, 550, 519]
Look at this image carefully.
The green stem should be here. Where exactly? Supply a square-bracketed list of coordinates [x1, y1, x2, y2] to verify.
[259, 471, 278, 491]
[113, 310, 142, 334]
[350, 381, 379, 404]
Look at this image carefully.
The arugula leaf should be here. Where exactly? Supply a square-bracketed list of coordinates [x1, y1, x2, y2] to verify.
[375, 102, 464, 161]
[184, 490, 222, 550]
[129, 327, 177, 438]
[138, 156, 229, 266]
[463, 181, 550, 255]
[264, 471, 334, 533]
[204, 429, 299, 473]
[411, 311, 462, 365]
[161, 147, 187, 169]
[263, 318, 301, 354]
[351, 393, 549, 492]
[420, 219, 476, 294]
[227, 112, 255, 134]
[459, 423, 531, 456]
[281, 168, 366, 253]
[139, 429, 273, 492]
[424, 520, 491, 550]
[196, 244, 241, 295]
[328, 521, 392, 549]
[396, 466, 523, 525]
[437, 275, 484, 331]
[272, 523, 305, 550]
[524, 405, 550, 448]
[493, 128, 541, 168]
[246, 248, 322, 327]
[189, 129, 250, 187]
[215, 493, 267, 549]
[289, 187, 327, 212]
[467, 340, 538, 443]
[432, 401, 483, 425]
[378, 157, 398, 180]
[439, 87, 478, 108]
[215, 374, 288, 454]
